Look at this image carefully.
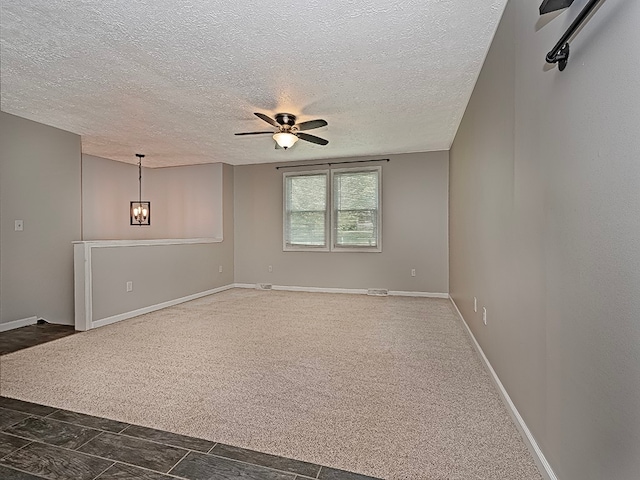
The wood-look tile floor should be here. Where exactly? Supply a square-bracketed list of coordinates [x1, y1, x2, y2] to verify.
[0, 325, 380, 480]
[0, 397, 379, 479]
[0, 322, 76, 355]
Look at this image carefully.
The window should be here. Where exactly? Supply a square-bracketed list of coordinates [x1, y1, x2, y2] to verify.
[283, 171, 329, 250]
[283, 166, 381, 252]
[332, 167, 381, 251]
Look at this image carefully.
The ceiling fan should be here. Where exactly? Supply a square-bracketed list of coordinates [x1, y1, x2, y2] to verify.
[235, 113, 328, 149]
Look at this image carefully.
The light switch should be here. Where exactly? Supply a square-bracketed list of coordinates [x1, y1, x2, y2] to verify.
[15, 220, 24, 231]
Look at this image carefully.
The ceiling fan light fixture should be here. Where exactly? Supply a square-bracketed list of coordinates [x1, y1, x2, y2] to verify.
[273, 132, 298, 150]
[236, 113, 328, 149]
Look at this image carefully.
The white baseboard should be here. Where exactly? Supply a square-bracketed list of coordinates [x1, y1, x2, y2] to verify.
[91, 284, 236, 329]
[233, 283, 366, 294]
[449, 296, 557, 480]
[0, 316, 39, 332]
[233, 283, 257, 289]
[389, 290, 449, 298]
[233, 283, 448, 298]
[273, 285, 368, 295]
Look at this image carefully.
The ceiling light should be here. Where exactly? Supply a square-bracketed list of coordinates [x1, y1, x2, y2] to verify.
[130, 153, 151, 226]
[273, 132, 298, 150]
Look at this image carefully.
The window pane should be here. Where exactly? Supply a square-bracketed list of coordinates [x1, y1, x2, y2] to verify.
[334, 170, 379, 248]
[287, 175, 326, 211]
[334, 171, 378, 210]
[288, 211, 326, 246]
[285, 173, 327, 248]
[335, 209, 377, 246]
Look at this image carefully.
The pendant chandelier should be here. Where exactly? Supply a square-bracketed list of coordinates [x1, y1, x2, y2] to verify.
[130, 153, 151, 226]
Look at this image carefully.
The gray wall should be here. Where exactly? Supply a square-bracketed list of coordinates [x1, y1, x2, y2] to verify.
[234, 152, 449, 292]
[91, 243, 233, 320]
[449, 1, 640, 479]
[0, 112, 82, 325]
[82, 155, 223, 240]
[90, 164, 234, 321]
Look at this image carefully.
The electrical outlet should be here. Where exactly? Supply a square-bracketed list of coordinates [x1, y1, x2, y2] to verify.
[268, 265, 273, 273]
[474, 297, 477, 313]
[126, 281, 133, 292]
[219, 265, 223, 273]
[411, 268, 416, 277]
[482, 307, 487, 325]
[14, 220, 23, 231]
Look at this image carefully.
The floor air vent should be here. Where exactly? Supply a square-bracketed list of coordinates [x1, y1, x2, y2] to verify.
[256, 283, 273, 290]
[367, 288, 388, 296]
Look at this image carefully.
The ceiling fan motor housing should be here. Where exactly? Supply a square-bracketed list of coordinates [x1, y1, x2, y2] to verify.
[275, 113, 297, 127]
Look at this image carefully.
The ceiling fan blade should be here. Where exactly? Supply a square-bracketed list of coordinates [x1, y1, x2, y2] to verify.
[234, 131, 274, 136]
[297, 132, 329, 146]
[295, 119, 328, 131]
[254, 112, 279, 128]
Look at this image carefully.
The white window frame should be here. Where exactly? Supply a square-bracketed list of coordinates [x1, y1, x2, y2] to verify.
[282, 166, 383, 253]
[330, 166, 382, 253]
[282, 170, 330, 252]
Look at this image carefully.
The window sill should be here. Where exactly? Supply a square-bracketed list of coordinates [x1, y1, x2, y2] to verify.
[283, 246, 330, 253]
[282, 246, 382, 253]
[331, 246, 382, 253]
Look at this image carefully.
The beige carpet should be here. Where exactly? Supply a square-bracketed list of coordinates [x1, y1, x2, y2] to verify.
[0, 289, 541, 479]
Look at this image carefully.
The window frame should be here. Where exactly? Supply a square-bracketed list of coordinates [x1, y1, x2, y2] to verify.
[282, 169, 330, 252]
[330, 166, 382, 253]
[282, 166, 383, 253]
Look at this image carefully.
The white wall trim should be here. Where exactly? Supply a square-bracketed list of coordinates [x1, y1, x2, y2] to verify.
[449, 296, 558, 480]
[233, 283, 366, 294]
[232, 283, 448, 298]
[273, 285, 368, 295]
[83, 242, 92, 331]
[389, 290, 449, 298]
[233, 283, 257, 289]
[73, 238, 222, 248]
[0, 316, 39, 332]
[91, 284, 235, 329]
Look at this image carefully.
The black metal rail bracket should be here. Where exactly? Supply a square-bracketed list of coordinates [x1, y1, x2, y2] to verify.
[543, 0, 602, 71]
[548, 43, 571, 71]
[540, 0, 575, 15]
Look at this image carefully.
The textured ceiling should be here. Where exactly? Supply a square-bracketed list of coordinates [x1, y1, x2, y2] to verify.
[1, 1, 506, 167]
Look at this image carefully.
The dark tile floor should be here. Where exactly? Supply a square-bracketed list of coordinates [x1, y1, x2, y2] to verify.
[0, 322, 76, 355]
[0, 325, 381, 480]
[0, 397, 380, 479]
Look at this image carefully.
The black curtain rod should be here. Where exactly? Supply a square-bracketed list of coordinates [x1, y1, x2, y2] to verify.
[545, 0, 602, 71]
[275, 158, 389, 170]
